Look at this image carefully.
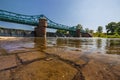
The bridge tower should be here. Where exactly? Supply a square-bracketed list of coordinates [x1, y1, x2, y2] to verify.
[76, 25, 82, 37]
[76, 29, 81, 37]
[35, 18, 47, 37]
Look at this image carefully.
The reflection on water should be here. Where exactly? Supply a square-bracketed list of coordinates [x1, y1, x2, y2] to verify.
[34, 37, 46, 50]
[96, 39, 102, 49]
[56, 38, 81, 48]
[47, 38, 120, 55]
[0, 37, 120, 55]
[106, 39, 120, 54]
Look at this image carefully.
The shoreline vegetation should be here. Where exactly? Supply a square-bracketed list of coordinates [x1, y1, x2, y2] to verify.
[93, 33, 120, 38]
[91, 21, 120, 38]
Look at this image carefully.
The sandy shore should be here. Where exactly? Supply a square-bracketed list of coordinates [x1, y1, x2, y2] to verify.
[0, 37, 120, 80]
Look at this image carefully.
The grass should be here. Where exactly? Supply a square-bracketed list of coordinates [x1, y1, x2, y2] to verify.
[93, 33, 120, 38]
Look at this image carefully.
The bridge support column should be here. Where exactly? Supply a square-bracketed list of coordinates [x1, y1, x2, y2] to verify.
[35, 18, 47, 37]
[76, 29, 81, 37]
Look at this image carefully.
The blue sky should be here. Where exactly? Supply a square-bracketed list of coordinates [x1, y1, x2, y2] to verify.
[0, 0, 120, 32]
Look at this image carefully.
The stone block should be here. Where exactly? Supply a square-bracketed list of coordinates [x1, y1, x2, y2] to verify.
[0, 70, 11, 80]
[13, 59, 77, 80]
[18, 51, 46, 63]
[0, 55, 17, 70]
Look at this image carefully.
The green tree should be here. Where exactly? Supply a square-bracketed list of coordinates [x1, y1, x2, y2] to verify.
[89, 30, 94, 34]
[85, 28, 89, 33]
[97, 26, 103, 33]
[117, 28, 120, 35]
[117, 22, 120, 35]
[117, 22, 120, 26]
[56, 29, 67, 34]
[97, 26, 103, 37]
[76, 24, 83, 30]
[106, 22, 117, 35]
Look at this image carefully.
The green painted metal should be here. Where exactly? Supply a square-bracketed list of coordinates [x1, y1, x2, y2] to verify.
[0, 9, 86, 32]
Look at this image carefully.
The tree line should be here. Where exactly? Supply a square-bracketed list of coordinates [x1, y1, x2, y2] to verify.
[56, 21, 120, 38]
[82, 22, 120, 37]
[106, 22, 120, 35]
[95, 22, 120, 37]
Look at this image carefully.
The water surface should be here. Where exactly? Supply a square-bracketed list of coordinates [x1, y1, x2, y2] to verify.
[0, 37, 120, 55]
[47, 37, 120, 55]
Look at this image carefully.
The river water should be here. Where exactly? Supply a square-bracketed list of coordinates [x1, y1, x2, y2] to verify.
[0, 37, 120, 55]
[47, 37, 120, 55]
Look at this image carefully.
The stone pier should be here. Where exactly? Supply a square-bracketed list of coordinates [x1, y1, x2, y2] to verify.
[76, 29, 81, 37]
[35, 18, 47, 37]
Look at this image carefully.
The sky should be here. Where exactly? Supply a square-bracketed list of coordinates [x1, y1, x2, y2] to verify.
[0, 0, 120, 32]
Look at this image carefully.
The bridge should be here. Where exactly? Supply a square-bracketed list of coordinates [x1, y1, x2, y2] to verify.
[0, 9, 92, 37]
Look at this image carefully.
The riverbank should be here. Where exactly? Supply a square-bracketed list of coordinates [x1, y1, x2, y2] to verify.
[93, 33, 120, 38]
[0, 37, 120, 80]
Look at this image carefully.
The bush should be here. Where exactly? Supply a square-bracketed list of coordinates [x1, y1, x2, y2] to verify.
[93, 33, 120, 38]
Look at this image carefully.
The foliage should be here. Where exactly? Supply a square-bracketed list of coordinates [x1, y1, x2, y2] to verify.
[56, 29, 67, 34]
[92, 22, 120, 38]
[89, 30, 94, 34]
[116, 22, 120, 35]
[106, 35, 120, 38]
[105, 22, 118, 35]
[85, 28, 89, 33]
[76, 24, 83, 30]
[93, 33, 120, 38]
[97, 26, 103, 33]
[93, 33, 107, 37]
[117, 27, 120, 35]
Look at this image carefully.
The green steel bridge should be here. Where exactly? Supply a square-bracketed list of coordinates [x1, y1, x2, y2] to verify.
[0, 9, 92, 37]
[0, 9, 77, 32]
